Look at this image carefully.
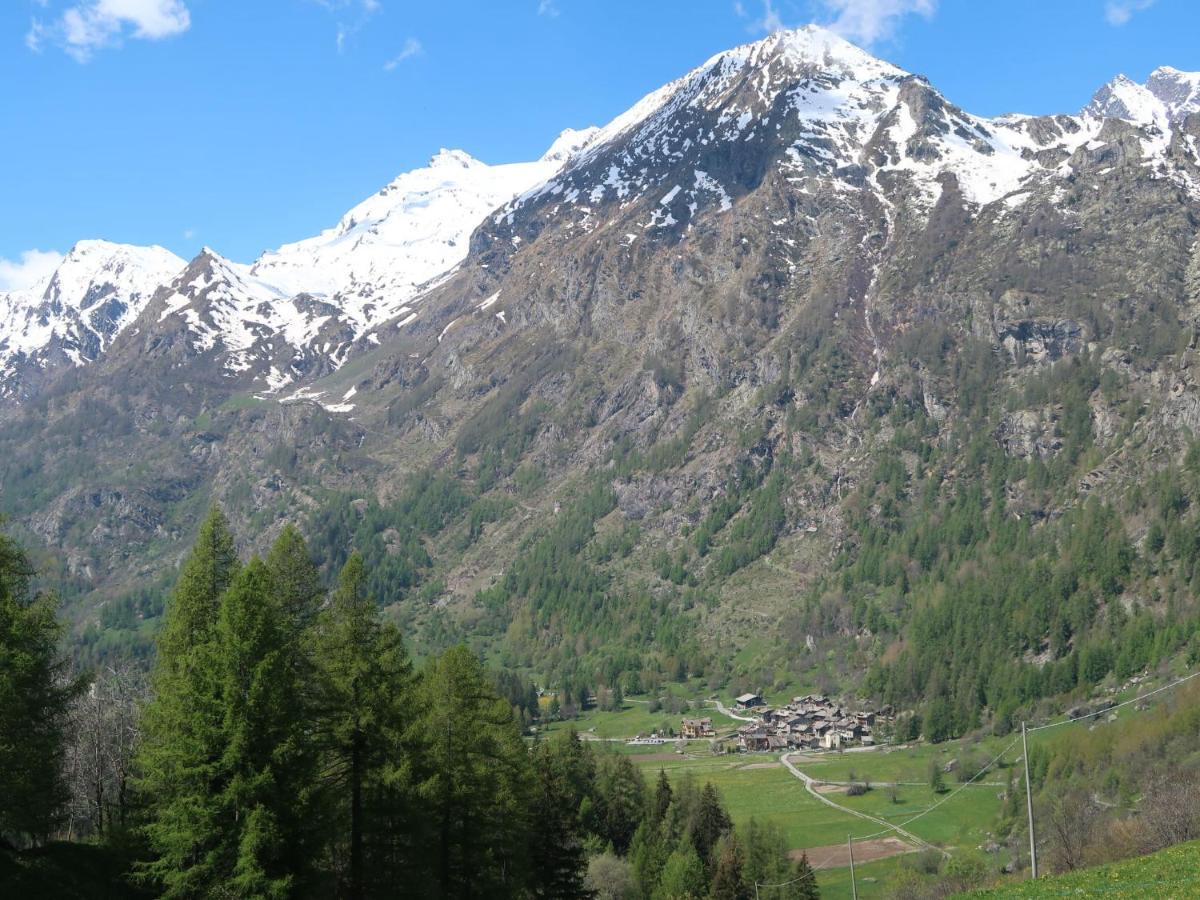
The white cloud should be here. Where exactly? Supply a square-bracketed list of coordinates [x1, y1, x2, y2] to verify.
[818, 0, 936, 45]
[383, 37, 422, 71]
[0, 249, 64, 292]
[27, 0, 191, 62]
[538, 0, 560, 16]
[1104, 0, 1156, 25]
[319, 0, 381, 53]
[743, 0, 786, 33]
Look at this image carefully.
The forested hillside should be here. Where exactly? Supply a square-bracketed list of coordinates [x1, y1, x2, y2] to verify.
[0, 516, 817, 898]
[3, 30, 1200, 755]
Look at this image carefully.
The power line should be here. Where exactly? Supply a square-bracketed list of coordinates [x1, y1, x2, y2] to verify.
[768, 667, 1200, 884]
[828, 667, 1200, 845]
[848, 734, 1022, 844]
[1027, 670, 1200, 733]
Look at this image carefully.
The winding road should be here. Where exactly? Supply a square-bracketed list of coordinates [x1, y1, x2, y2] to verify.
[710, 699, 757, 722]
[780, 752, 947, 856]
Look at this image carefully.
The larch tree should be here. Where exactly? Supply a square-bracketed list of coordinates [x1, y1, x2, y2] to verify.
[136, 507, 240, 895]
[0, 526, 79, 847]
[415, 644, 532, 898]
[313, 552, 418, 899]
[213, 558, 320, 897]
[266, 524, 324, 633]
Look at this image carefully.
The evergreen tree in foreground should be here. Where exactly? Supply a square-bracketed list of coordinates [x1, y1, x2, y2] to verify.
[214, 559, 320, 897]
[135, 508, 240, 895]
[415, 645, 532, 898]
[313, 552, 418, 899]
[154, 507, 238, 668]
[709, 831, 749, 900]
[0, 525, 79, 847]
[529, 739, 592, 898]
[137, 514, 318, 897]
[267, 523, 325, 633]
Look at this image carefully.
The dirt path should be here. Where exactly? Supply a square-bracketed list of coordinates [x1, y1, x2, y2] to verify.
[790, 837, 916, 869]
[710, 699, 756, 722]
[780, 752, 946, 857]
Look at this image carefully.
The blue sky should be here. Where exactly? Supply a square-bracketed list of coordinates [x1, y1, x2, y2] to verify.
[1, 0, 1197, 285]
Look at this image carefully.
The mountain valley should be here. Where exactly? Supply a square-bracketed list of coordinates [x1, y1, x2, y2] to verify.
[4, 26, 1200, 728]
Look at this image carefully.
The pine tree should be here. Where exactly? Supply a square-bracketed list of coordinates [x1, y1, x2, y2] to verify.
[136, 508, 240, 895]
[543, 728, 598, 836]
[596, 754, 647, 854]
[652, 769, 673, 827]
[313, 552, 418, 899]
[741, 819, 814, 899]
[528, 741, 592, 898]
[0, 527, 80, 847]
[154, 507, 238, 667]
[790, 852, 819, 900]
[690, 782, 732, 865]
[415, 645, 532, 898]
[266, 524, 324, 632]
[709, 832, 749, 900]
[929, 759, 947, 794]
[214, 558, 319, 897]
[138, 522, 318, 897]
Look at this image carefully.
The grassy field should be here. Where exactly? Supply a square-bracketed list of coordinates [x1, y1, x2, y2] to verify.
[549, 696, 1030, 893]
[835, 781, 1004, 848]
[964, 839, 1200, 898]
[631, 755, 889, 849]
[816, 855, 914, 900]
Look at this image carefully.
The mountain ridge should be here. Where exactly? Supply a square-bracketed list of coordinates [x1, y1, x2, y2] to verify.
[4, 29, 1200, 722]
[4, 28, 1199, 410]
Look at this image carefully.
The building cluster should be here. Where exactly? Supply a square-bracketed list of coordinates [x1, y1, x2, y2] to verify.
[733, 694, 890, 752]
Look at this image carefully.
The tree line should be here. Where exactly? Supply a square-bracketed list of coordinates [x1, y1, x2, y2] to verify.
[0, 511, 815, 898]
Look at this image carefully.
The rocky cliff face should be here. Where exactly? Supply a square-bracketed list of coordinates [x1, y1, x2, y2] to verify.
[0, 241, 184, 402]
[4, 28, 1200, 686]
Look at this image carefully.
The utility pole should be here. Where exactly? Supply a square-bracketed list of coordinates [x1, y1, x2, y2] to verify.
[848, 835, 858, 900]
[1022, 721, 1038, 879]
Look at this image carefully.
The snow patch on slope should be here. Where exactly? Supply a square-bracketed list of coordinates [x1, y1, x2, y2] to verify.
[0, 240, 184, 384]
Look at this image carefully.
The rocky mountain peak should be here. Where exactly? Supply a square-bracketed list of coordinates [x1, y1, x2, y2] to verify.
[540, 127, 601, 163]
[1146, 65, 1200, 120]
[1086, 66, 1200, 126]
[751, 23, 906, 80]
[0, 239, 183, 399]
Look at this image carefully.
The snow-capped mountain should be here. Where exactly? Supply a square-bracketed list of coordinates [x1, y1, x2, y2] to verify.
[133, 128, 600, 392]
[10, 23, 1200, 638]
[491, 26, 1199, 248]
[3, 26, 1199, 409]
[1086, 66, 1200, 126]
[0, 240, 184, 399]
[250, 128, 599, 303]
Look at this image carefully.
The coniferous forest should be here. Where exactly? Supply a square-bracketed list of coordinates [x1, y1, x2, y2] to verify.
[0, 511, 816, 899]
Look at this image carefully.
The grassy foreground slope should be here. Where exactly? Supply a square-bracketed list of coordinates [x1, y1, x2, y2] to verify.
[966, 839, 1200, 898]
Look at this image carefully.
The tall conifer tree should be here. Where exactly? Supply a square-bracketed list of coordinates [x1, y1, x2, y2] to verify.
[415, 645, 532, 898]
[136, 508, 240, 895]
[313, 552, 418, 899]
[214, 558, 318, 897]
[0, 527, 79, 847]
